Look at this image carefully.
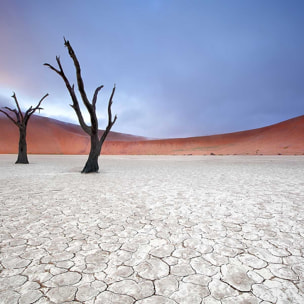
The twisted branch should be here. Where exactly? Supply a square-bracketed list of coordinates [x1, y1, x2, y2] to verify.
[0, 93, 48, 127]
[44, 56, 91, 135]
[12, 92, 23, 121]
[45, 38, 117, 143]
[64, 39, 92, 115]
[100, 85, 118, 144]
[0, 108, 18, 126]
[24, 93, 48, 125]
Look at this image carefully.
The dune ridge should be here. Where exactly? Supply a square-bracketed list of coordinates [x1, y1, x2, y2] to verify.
[0, 114, 303, 155]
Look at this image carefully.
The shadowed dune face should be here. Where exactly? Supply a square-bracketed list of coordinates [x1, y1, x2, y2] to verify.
[0, 114, 303, 155]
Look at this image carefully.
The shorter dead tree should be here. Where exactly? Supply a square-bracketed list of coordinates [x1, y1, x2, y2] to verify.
[0, 92, 48, 164]
[44, 38, 117, 173]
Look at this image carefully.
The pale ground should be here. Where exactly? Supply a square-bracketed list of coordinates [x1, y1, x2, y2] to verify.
[0, 155, 303, 304]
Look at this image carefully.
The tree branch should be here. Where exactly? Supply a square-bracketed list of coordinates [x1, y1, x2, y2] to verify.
[64, 39, 100, 135]
[107, 85, 116, 125]
[45, 56, 91, 135]
[64, 39, 93, 114]
[46, 38, 118, 147]
[44, 56, 67, 75]
[24, 93, 49, 125]
[4, 106, 18, 115]
[0, 109, 18, 126]
[92, 85, 104, 110]
[4, 105, 20, 124]
[100, 85, 117, 144]
[11, 92, 23, 121]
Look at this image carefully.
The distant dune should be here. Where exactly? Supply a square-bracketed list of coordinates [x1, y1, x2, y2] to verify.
[0, 114, 303, 155]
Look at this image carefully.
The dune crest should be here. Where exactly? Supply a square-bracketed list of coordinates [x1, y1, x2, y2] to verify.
[0, 114, 303, 155]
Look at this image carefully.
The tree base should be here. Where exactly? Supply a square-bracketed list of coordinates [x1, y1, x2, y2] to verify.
[81, 158, 99, 173]
[15, 154, 29, 164]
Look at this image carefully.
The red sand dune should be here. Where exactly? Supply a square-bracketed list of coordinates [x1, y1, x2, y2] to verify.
[0, 115, 146, 155]
[0, 114, 303, 155]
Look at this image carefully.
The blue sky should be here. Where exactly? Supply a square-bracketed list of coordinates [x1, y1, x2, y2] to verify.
[0, 0, 303, 138]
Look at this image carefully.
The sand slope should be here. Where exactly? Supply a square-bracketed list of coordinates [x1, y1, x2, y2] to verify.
[106, 115, 304, 155]
[0, 115, 146, 154]
[0, 114, 303, 155]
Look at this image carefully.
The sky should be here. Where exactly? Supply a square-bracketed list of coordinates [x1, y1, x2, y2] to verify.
[0, 0, 303, 138]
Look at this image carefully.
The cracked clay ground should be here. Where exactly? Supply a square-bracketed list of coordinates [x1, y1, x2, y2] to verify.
[0, 155, 303, 304]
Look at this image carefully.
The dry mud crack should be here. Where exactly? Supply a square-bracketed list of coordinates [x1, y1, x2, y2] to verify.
[0, 155, 303, 303]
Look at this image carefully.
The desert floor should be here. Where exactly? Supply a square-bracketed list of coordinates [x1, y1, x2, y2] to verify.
[0, 155, 303, 304]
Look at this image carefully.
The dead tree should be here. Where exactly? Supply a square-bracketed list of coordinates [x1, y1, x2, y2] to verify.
[44, 39, 117, 173]
[0, 92, 48, 164]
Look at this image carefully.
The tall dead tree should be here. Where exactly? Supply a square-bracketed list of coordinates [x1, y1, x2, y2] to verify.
[0, 92, 48, 164]
[44, 39, 117, 173]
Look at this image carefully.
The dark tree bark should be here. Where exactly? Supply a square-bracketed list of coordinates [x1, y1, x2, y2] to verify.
[16, 127, 28, 164]
[44, 38, 117, 173]
[0, 93, 48, 164]
[83, 134, 101, 173]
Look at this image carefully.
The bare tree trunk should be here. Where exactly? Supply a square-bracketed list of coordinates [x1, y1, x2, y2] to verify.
[16, 127, 29, 164]
[82, 134, 102, 173]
